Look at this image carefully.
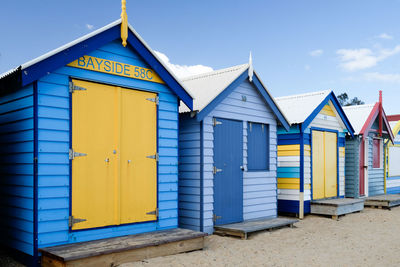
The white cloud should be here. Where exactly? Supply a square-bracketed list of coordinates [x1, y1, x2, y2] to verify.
[376, 33, 393, 40]
[364, 72, 400, 83]
[309, 49, 323, 57]
[337, 45, 400, 71]
[86, 24, 94, 30]
[155, 51, 213, 79]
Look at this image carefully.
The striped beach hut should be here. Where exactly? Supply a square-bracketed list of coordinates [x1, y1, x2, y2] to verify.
[385, 115, 400, 194]
[178, 63, 290, 234]
[275, 90, 354, 217]
[343, 92, 394, 198]
[0, 18, 200, 265]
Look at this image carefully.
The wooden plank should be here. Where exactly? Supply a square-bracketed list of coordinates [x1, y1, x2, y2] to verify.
[311, 198, 364, 216]
[40, 228, 206, 262]
[41, 237, 204, 267]
[213, 217, 298, 239]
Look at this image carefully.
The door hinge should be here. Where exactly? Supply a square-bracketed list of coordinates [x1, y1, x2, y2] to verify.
[213, 118, 222, 127]
[146, 96, 159, 105]
[146, 153, 159, 161]
[146, 208, 159, 217]
[69, 148, 87, 160]
[213, 166, 223, 175]
[213, 214, 222, 222]
[69, 216, 87, 227]
[69, 81, 87, 93]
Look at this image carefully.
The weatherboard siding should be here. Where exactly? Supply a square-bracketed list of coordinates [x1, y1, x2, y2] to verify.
[178, 79, 278, 234]
[344, 137, 360, 198]
[277, 103, 347, 214]
[33, 39, 180, 248]
[0, 84, 35, 255]
[367, 135, 384, 196]
[387, 132, 400, 194]
[178, 115, 201, 231]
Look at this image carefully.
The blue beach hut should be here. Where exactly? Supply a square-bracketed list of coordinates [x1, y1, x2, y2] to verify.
[178, 63, 290, 234]
[275, 90, 355, 217]
[0, 18, 208, 266]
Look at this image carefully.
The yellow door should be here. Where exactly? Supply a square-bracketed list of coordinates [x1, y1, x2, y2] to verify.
[71, 79, 158, 230]
[71, 80, 118, 230]
[312, 131, 325, 200]
[312, 130, 338, 200]
[324, 132, 337, 198]
[120, 89, 157, 224]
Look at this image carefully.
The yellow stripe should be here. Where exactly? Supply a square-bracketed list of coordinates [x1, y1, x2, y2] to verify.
[278, 178, 300, 184]
[278, 182, 311, 190]
[320, 104, 336, 117]
[278, 145, 300, 151]
[339, 147, 345, 157]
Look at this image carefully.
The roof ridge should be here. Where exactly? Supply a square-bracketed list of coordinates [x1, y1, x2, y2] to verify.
[275, 90, 331, 101]
[181, 63, 248, 82]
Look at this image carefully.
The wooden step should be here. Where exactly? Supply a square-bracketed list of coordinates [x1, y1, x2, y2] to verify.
[40, 228, 207, 267]
[311, 198, 364, 220]
[365, 194, 400, 209]
[214, 217, 298, 239]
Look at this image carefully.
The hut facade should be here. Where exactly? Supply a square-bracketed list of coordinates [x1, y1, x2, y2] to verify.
[178, 64, 290, 234]
[275, 91, 354, 216]
[343, 93, 394, 198]
[0, 19, 199, 265]
[385, 115, 400, 194]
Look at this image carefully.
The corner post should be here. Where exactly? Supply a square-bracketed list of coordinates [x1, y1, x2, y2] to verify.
[299, 124, 304, 219]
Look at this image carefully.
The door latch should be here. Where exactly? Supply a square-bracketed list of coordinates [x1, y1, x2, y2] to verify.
[213, 214, 222, 222]
[213, 166, 223, 175]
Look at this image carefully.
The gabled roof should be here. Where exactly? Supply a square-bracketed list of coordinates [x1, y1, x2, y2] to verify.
[342, 104, 375, 134]
[179, 64, 290, 130]
[275, 90, 331, 124]
[275, 90, 355, 136]
[0, 19, 193, 110]
[179, 64, 248, 112]
[343, 103, 394, 142]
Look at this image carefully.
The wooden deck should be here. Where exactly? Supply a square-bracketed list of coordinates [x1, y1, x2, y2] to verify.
[214, 217, 298, 240]
[311, 198, 364, 220]
[365, 194, 400, 209]
[40, 228, 207, 267]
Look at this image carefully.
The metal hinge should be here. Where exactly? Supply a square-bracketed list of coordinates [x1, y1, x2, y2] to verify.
[213, 214, 222, 222]
[146, 208, 159, 217]
[213, 166, 223, 175]
[69, 148, 87, 160]
[69, 216, 87, 227]
[146, 153, 159, 161]
[213, 118, 222, 127]
[69, 81, 87, 93]
[146, 96, 159, 105]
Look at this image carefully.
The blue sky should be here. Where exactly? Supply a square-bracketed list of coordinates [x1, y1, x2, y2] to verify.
[1, 0, 399, 114]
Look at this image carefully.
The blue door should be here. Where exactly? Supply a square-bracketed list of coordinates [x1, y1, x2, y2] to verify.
[213, 118, 243, 225]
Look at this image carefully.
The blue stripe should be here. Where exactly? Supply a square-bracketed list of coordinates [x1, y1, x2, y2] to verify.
[278, 200, 310, 214]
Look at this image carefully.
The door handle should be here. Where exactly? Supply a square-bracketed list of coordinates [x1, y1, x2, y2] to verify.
[105, 158, 110, 163]
[240, 166, 245, 171]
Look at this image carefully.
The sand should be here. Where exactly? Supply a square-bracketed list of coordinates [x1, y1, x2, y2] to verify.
[122, 207, 400, 267]
[2, 207, 400, 266]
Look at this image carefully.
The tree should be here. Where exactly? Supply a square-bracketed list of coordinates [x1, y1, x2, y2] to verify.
[337, 93, 364, 106]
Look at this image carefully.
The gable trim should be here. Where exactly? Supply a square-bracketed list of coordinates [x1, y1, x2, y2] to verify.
[302, 92, 355, 136]
[360, 103, 394, 142]
[1, 20, 193, 110]
[195, 70, 248, 121]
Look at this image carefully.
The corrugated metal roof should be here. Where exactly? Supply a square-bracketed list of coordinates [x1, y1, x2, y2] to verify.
[342, 104, 375, 134]
[0, 19, 193, 99]
[275, 90, 331, 124]
[179, 64, 249, 113]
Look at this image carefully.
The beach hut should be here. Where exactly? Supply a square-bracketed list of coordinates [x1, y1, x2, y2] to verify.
[0, 16, 208, 266]
[343, 92, 394, 198]
[178, 63, 292, 236]
[275, 90, 356, 218]
[385, 114, 400, 194]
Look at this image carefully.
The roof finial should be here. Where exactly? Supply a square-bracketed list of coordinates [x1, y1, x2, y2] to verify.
[248, 51, 254, 82]
[121, 0, 128, 47]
